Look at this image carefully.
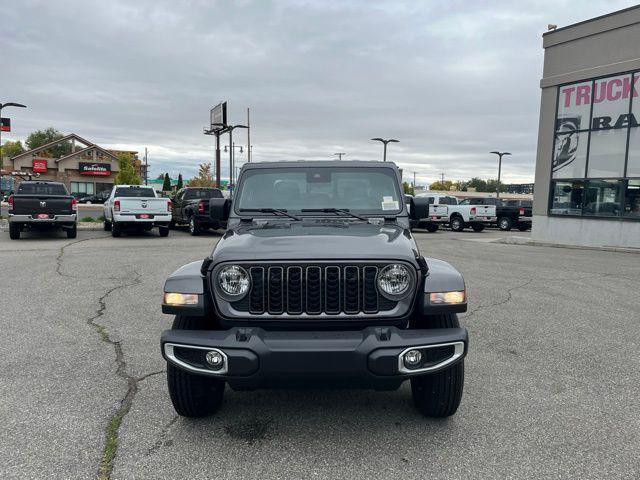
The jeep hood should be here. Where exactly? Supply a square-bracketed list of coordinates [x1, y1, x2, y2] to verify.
[210, 222, 420, 265]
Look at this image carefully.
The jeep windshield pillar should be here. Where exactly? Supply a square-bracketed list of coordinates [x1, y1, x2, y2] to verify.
[160, 161, 469, 418]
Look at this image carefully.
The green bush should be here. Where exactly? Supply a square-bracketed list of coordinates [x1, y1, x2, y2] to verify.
[97, 215, 105, 221]
[81, 216, 96, 222]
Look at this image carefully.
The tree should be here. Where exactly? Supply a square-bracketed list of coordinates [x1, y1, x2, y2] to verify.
[0, 140, 25, 158]
[25, 127, 71, 158]
[162, 173, 171, 191]
[176, 173, 184, 190]
[467, 177, 488, 192]
[429, 180, 454, 191]
[188, 163, 216, 188]
[114, 153, 141, 185]
[402, 181, 414, 196]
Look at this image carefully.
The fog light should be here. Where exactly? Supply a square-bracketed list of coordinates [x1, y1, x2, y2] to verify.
[205, 350, 224, 370]
[404, 349, 422, 368]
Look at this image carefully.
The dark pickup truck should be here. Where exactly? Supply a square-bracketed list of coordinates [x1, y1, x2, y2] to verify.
[461, 197, 532, 231]
[8, 181, 77, 240]
[171, 187, 224, 235]
[160, 161, 469, 419]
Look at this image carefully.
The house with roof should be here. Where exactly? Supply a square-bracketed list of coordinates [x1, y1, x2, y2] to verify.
[10, 133, 122, 197]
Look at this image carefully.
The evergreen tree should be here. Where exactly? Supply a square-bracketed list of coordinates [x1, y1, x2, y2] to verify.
[162, 173, 171, 191]
[176, 173, 184, 190]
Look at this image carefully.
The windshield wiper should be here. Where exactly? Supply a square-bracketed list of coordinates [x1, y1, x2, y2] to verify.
[300, 208, 368, 221]
[239, 208, 302, 221]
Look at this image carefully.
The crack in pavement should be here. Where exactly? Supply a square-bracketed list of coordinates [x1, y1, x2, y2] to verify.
[55, 237, 101, 278]
[85, 271, 144, 480]
[463, 278, 533, 321]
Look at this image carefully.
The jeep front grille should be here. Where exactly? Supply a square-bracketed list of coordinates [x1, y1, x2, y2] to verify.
[229, 264, 398, 315]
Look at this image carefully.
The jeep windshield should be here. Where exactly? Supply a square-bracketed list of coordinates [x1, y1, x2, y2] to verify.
[235, 166, 403, 216]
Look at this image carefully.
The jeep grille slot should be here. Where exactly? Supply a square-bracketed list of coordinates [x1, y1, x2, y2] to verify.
[228, 264, 400, 316]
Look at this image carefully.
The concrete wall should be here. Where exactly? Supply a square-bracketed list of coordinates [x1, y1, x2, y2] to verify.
[532, 6, 640, 248]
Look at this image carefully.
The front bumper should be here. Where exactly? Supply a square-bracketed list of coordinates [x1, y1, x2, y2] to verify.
[9, 214, 76, 223]
[161, 326, 468, 390]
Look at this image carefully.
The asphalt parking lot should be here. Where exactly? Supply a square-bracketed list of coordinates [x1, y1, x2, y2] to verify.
[1, 226, 638, 479]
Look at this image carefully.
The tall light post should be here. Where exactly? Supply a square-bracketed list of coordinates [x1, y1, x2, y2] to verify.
[490, 151, 511, 198]
[371, 138, 399, 162]
[224, 143, 244, 189]
[226, 125, 248, 196]
[334, 152, 346, 160]
[0, 102, 27, 194]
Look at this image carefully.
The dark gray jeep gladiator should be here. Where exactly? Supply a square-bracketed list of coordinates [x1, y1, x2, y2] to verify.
[161, 161, 468, 418]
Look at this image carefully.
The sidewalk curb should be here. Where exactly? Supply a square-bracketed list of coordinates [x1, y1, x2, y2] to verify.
[495, 236, 640, 254]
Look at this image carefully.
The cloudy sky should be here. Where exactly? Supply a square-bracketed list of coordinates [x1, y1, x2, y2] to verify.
[2, 0, 637, 185]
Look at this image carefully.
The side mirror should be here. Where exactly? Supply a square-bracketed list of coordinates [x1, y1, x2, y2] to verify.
[410, 197, 430, 220]
[210, 198, 231, 222]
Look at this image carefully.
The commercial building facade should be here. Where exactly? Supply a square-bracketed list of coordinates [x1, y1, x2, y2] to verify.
[10, 134, 120, 197]
[533, 6, 640, 248]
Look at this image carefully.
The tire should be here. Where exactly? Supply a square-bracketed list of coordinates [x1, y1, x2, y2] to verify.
[167, 316, 225, 418]
[104, 220, 112, 231]
[188, 216, 200, 236]
[517, 224, 530, 232]
[450, 216, 465, 232]
[498, 216, 513, 231]
[67, 224, 77, 239]
[410, 312, 464, 418]
[159, 226, 170, 237]
[426, 224, 439, 233]
[9, 223, 20, 240]
[471, 224, 485, 232]
[111, 221, 121, 237]
[169, 220, 176, 230]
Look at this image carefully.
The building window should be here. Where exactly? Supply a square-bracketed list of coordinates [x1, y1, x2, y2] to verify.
[70, 181, 95, 195]
[583, 180, 622, 216]
[550, 71, 640, 220]
[550, 180, 584, 215]
[623, 180, 640, 217]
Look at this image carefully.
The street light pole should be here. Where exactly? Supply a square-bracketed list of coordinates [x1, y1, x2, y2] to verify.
[371, 138, 399, 162]
[0, 102, 27, 195]
[490, 151, 511, 198]
[224, 125, 248, 197]
[334, 152, 346, 160]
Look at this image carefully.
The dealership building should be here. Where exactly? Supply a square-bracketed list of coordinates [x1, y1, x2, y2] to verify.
[8, 133, 147, 197]
[533, 6, 640, 248]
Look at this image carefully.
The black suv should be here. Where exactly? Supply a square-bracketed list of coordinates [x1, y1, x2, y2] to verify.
[160, 161, 469, 418]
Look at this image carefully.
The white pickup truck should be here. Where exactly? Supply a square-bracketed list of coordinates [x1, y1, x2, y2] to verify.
[103, 185, 172, 237]
[411, 193, 458, 232]
[448, 197, 497, 232]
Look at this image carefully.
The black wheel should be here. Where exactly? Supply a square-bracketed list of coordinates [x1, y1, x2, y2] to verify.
[450, 216, 465, 232]
[517, 224, 530, 232]
[104, 220, 112, 231]
[426, 224, 439, 233]
[498, 216, 513, 231]
[471, 224, 485, 232]
[410, 312, 464, 418]
[111, 221, 121, 237]
[167, 316, 225, 418]
[67, 224, 77, 239]
[169, 220, 176, 230]
[188, 216, 200, 236]
[159, 226, 170, 237]
[9, 223, 20, 240]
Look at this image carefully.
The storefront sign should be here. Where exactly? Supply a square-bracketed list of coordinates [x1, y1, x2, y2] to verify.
[79, 162, 111, 176]
[32, 159, 48, 173]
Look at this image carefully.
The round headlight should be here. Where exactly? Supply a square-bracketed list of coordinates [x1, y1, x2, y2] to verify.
[377, 264, 412, 299]
[218, 265, 250, 298]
